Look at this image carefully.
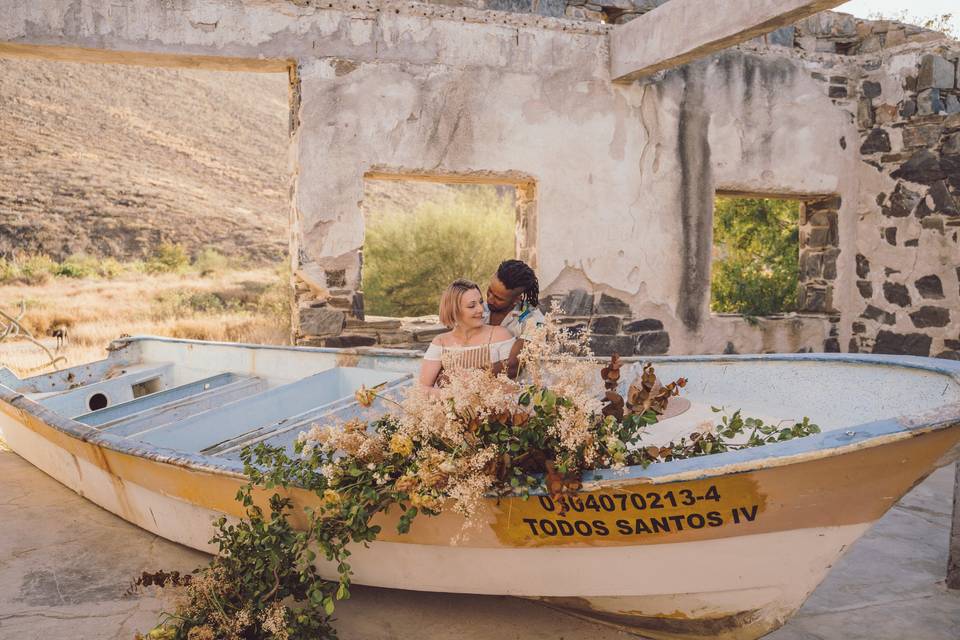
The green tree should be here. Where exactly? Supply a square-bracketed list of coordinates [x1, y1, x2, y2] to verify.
[710, 196, 800, 316]
[362, 186, 515, 317]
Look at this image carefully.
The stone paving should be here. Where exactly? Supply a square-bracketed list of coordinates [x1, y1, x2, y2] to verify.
[0, 446, 956, 639]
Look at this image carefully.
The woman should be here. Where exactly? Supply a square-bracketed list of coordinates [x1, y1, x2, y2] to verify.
[419, 279, 514, 387]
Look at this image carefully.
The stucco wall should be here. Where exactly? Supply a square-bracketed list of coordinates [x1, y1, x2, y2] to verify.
[291, 38, 862, 354]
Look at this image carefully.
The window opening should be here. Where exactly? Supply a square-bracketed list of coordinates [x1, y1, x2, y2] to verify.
[360, 176, 531, 319]
[710, 195, 802, 316]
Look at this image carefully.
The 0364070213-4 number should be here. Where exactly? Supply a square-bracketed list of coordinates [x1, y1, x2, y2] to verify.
[537, 486, 722, 513]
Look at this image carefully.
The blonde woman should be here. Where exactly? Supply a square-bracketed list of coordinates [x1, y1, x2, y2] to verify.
[419, 279, 515, 387]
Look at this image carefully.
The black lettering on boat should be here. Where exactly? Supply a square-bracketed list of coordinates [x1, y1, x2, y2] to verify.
[687, 513, 706, 529]
[616, 519, 632, 535]
[613, 494, 628, 510]
[647, 493, 664, 509]
[523, 518, 540, 535]
[598, 494, 615, 512]
[630, 493, 647, 510]
[574, 520, 593, 536]
[667, 515, 685, 531]
[592, 520, 609, 536]
[537, 496, 555, 512]
[739, 505, 758, 522]
[706, 511, 723, 527]
[540, 519, 558, 536]
[650, 516, 671, 533]
[557, 519, 575, 536]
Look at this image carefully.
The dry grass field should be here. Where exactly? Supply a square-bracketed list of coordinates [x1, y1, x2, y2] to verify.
[0, 266, 290, 377]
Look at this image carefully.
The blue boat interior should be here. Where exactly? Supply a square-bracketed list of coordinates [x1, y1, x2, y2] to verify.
[29, 361, 412, 458]
[7, 336, 960, 477]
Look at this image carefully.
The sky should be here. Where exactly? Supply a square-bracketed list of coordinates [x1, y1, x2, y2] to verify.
[837, 0, 960, 34]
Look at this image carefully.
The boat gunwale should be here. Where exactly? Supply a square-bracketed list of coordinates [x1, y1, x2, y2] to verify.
[2, 334, 960, 490]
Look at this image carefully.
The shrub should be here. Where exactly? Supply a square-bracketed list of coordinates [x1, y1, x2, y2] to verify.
[154, 290, 227, 318]
[0, 258, 20, 284]
[56, 253, 100, 279]
[362, 185, 515, 316]
[193, 247, 232, 276]
[96, 257, 126, 279]
[18, 254, 57, 286]
[710, 197, 800, 317]
[145, 242, 190, 274]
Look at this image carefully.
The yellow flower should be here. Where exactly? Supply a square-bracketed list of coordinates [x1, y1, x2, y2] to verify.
[322, 489, 342, 508]
[344, 418, 367, 434]
[394, 474, 418, 493]
[410, 493, 442, 511]
[187, 625, 216, 640]
[355, 385, 377, 407]
[389, 434, 414, 457]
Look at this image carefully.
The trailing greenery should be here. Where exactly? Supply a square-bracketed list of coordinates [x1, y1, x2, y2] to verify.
[626, 409, 820, 467]
[362, 186, 515, 316]
[710, 196, 800, 317]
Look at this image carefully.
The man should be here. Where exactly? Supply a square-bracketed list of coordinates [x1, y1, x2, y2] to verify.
[484, 259, 545, 378]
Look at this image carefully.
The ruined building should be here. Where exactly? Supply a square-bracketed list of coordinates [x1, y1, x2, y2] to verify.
[1, 1, 958, 357]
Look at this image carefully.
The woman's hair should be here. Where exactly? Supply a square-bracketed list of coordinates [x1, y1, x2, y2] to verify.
[496, 259, 539, 307]
[438, 278, 482, 328]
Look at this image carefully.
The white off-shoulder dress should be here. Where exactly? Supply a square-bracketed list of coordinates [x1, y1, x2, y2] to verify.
[423, 337, 515, 370]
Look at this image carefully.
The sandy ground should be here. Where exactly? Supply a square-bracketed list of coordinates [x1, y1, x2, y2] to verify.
[0, 446, 957, 640]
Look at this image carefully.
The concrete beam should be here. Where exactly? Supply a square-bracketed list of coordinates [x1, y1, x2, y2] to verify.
[610, 0, 846, 83]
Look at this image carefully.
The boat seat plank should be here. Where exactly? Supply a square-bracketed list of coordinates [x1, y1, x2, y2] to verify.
[130, 367, 407, 453]
[204, 375, 414, 456]
[16, 356, 135, 394]
[74, 373, 247, 427]
[37, 363, 174, 418]
[104, 376, 269, 436]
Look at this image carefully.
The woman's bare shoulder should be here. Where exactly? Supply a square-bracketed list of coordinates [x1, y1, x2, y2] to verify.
[432, 331, 455, 347]
[489, 325, 513, 342]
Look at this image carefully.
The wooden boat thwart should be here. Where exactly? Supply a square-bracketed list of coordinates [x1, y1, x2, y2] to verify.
[1, 336, 959, 640]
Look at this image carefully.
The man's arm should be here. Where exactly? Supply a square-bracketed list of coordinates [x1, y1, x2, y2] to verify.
[505, 337, 524, 379]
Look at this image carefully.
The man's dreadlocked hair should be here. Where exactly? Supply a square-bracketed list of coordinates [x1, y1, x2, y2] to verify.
[496, 259, 539, 307]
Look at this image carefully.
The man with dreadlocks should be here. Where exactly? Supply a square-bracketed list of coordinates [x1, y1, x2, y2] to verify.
[483, 259, 545, 378]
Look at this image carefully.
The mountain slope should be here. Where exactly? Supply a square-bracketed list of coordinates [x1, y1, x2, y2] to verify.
[0, 58, 290, 262]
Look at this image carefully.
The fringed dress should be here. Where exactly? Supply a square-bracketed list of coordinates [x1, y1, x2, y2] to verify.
[423, 336, 515, 372]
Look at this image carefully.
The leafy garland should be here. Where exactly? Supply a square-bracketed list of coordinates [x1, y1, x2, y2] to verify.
[136, 344, 820, 640]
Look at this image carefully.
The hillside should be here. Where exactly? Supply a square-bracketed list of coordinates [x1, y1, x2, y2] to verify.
[0, 58, 290, 263]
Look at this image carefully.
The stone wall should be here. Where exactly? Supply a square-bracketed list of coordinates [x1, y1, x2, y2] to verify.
[852, 45, 960, 358]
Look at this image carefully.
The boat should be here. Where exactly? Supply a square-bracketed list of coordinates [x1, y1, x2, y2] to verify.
[0, 335, 958, 640]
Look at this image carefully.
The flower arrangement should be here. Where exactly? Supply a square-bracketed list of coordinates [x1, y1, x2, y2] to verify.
[135, 311, 820, 640]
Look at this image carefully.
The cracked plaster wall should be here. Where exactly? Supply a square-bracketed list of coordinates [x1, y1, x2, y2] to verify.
[293, 38, 859, 354]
